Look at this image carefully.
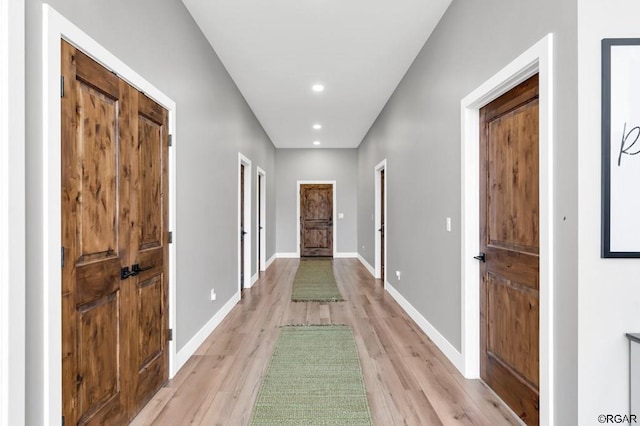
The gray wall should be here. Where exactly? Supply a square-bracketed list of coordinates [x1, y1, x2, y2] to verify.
[357, 1, 578, 424]
[275, 149, 358, 255]
[25, 1, 275, 423]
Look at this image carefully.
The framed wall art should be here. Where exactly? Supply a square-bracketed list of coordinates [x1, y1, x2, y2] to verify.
[602, 38, 640, 257]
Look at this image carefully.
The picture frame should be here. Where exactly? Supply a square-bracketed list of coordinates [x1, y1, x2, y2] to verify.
[602, 38, 640, 257]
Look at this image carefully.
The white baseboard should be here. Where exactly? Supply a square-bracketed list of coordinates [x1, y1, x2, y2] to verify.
[334, 252, 358, 258]
[385, 283, 464, 373]
[174, 291, 240, 374]
[357, 254, 375, 276]
[250, 272, 259, 286]
[265, 253, 276, 269]
[276, 252, 299, 258]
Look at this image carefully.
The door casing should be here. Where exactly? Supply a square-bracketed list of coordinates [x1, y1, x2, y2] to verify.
[460, 33, 554, 425]
[257, 167, 266, 272]
[42, 6, 177, 424]
[0, 0, 25, 424]
[238, 153, 252, 290]
[296, 180, 336, 258]
[374, 159, 387, 283]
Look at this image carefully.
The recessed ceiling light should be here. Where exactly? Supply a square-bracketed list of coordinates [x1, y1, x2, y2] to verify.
[313, 124, 322, 130]
[313, 141, 321, 146]
[312, 84, 325, 93]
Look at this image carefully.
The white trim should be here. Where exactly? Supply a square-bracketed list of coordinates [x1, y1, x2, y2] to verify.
[43, 5, 179, 423]
[296, 180, 337, 257]
[374, 159, 387, 280]
[265, 253, 277, 269]
[174, 292, 240, 372]
[357, 254, 376, 277]
[1, 0, 25, 424]
[460, 33, 554, 426]
[256, 167, 267, 272]
[386, 282, 464, 372]
[334, 252, 358, 258]
[238, 153, 253, 290]
[251, 273, 259, 286]
[276, 252, 299, 259]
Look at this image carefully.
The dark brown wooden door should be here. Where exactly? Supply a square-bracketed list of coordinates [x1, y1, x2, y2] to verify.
[380, 169, 385, 281]
[479, 74, 539, 425]
[61, 40, 169, 425]
[300, 184, 333, 257]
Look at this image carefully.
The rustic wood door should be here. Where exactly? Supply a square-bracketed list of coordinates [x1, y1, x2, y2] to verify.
[129, 90, 170, 412]
[300, 184, 333, 257]
[61, 40, 169, 425]
[479, 74, 539, 425]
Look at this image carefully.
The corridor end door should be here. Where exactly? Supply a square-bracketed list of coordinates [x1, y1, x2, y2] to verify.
[479, 74, 539, 425]
[300, 184, 333, 257]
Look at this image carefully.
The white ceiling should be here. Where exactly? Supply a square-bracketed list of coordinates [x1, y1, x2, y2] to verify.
[181, 0, 452, 149]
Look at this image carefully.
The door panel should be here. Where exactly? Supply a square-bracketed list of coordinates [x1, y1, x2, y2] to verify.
[130, 91, 169, 409]
[62, 40, 169, 425]
[300, 184, 333, 257]
[62, 41, 127, 425]
[77, 295, 120, 423]
[480, 74, 539, 425]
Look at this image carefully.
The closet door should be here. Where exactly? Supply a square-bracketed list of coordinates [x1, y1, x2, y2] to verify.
[61, 40, 169, 425]
[128, 91, 170, 411]
[61, 40, 130, 426]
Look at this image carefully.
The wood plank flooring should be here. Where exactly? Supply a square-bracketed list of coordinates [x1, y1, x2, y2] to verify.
[131, 258, 522, 425]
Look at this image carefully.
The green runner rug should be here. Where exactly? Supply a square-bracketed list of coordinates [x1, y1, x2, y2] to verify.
[250, 325, 373, 425]
[291, 258, 343, 302]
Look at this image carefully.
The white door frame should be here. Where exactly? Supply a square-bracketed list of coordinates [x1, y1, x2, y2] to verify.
[460, 33, 554, 425]
[296, 181, 337, 257]
[374, 159, 387, 282]
[238, 153, 252, 289]
[256, 167, 267, 272]
[42, 6, 178, 424]
[0, 0, 25, 424]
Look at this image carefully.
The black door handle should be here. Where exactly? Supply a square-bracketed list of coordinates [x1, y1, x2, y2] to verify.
[132, 264, 153, 274]
[473, 252, 486, 263]
[121, 266, 136, 280]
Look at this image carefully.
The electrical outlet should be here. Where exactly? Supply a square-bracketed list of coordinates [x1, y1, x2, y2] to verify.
[396, 271, 401, 281]
[210, 289, 216, 301]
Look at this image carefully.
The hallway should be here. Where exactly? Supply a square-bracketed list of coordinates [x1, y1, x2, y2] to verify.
[131, 259, 521, 425]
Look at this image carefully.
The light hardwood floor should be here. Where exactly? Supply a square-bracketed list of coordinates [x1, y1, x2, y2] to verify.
[131, 258, 522, 425]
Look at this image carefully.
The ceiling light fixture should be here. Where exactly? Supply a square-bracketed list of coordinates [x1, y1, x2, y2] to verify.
[311, 84, 325, 92]
[313, 124, 322, 130]
[313, 141, 321, 146]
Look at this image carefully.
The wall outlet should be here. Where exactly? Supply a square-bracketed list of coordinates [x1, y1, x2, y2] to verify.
[396, 271, 401, 281]
[210, 289, 216, 301]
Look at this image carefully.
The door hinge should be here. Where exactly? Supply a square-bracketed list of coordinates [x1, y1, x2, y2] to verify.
[168, 134, 173, 147]
[61, 246, 65, 268]
[60, 76, 64, 98]
[168, 231, 173, 244]
[168, 328, 173, 341]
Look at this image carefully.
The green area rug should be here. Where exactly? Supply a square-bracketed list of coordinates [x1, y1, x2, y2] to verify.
[291, 258, 343, 302]
[250, 325, 373, 425]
